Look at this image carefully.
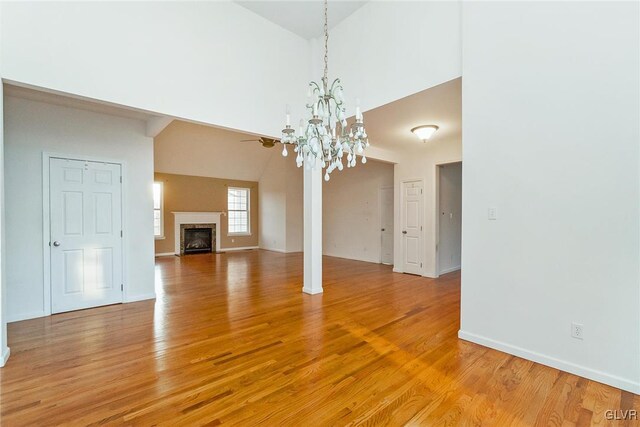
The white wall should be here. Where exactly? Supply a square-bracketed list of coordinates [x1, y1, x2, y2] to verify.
[0, 0, 8, 364]
[437, 162, 462, 275]
[1, 1, 309, 138]
[460, 1, 640, 393]
[4, 96, 155, 322]
[320, 1, 461, 116]
[393, 138, 462, 277]
[259, 153, 287, 252]
[323, 159, 394, 263]
[258, 151, 303, 253]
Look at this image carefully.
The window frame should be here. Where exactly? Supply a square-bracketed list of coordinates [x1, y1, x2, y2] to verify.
[227, 186, 251, 236]
[153, 181, 164, 240]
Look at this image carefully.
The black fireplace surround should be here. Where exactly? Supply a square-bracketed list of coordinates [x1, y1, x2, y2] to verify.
[180, 224, 215, 255]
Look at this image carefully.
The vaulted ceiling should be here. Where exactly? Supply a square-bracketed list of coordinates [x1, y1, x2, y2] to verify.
[235, 1, 367, 39]
[362, 78, 461, 152]
[154, 121, 278, 182]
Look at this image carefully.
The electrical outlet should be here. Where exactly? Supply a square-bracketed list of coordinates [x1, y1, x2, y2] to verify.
[571, 322, 584, 340]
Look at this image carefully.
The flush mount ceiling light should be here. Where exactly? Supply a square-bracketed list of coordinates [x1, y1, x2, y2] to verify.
[411, 125, 439, 142]
[280, 0, 368, 182]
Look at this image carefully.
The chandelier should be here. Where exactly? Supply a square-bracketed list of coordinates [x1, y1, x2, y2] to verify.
[280, 0, 369, 181]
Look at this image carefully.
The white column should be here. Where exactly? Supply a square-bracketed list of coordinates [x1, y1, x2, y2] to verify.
[302, 159, 323, 294]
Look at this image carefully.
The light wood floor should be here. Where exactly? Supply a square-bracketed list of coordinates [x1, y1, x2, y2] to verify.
[1, 251, 638, 426]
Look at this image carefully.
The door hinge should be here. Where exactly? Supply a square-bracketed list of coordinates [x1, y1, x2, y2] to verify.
[120, 230, 123, 237]
[420, 262, 423, 268]
[121, 284, 123, 291]
[421, 188, 423, 194]
[120, 176, 122, 183]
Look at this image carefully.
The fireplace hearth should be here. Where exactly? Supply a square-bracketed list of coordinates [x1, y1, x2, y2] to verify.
[180, 223, 216, 255]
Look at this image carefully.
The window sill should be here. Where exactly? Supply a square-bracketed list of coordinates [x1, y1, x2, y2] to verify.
[155, 236, 166, 240]
[228, 233, 252, 237]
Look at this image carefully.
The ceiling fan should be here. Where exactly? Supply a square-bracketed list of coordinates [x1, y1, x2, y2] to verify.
[240, 137, 280, 148]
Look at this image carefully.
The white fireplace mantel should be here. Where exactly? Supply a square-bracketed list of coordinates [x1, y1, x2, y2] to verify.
[172, 212, 223, 254]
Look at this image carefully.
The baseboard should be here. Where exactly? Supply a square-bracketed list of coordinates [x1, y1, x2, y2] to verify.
[155, 252, 176, 257]
[124, 293, 157, 303]
[0, 347, 10, 367]
[221, 246, 259, 252]
[392, 267, 403, 273]
[458, 330, 640, 395]
[439, 266, 461, 275]
[8, 310, 46, 323]
[259, 247, 287, 253]
[260, 247, 303, 254]
[322, 252, 380, 265]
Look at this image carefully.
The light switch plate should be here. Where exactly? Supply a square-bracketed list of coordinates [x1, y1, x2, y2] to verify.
[488, 207, 497, 220]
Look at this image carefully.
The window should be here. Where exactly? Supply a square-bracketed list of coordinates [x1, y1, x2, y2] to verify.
[153, 182, 164, 238]
[228, 187, 250, 235]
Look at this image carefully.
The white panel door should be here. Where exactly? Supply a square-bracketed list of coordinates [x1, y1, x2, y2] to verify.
[380, 187, 394, 265]
[402, 181, 423, 275]
[50, 158, 123, 313]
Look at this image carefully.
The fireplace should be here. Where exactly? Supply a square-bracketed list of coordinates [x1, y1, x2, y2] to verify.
[180, 223, 216, 255]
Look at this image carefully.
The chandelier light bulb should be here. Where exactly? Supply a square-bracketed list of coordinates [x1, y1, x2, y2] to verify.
[282, 145, 288, 157]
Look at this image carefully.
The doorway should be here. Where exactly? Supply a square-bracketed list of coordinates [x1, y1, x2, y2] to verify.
[379, 186, 393, 264]
[437, 162, 462, 275]
[401, 180, 423, 275]
[47, 156, 124, 314]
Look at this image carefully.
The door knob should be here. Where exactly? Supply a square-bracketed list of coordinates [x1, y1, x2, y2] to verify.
[402, 231, 407, 234]
[53, 241, 61, 247]
[381, 228, 386, 232]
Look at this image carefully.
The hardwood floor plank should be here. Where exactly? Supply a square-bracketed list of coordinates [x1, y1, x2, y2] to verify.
[0, 251, 636, 426]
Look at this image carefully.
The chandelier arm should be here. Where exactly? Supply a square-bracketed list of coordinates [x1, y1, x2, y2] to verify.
[329, 78, 340, 95]
[309, 81, 321, 93]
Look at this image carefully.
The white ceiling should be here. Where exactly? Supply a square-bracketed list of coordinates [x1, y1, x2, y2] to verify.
[235, 1, 367, 39]
[362, 78, 462, 152]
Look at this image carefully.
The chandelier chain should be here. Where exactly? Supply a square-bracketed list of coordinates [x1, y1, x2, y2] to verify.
[323, 0, 328, 84]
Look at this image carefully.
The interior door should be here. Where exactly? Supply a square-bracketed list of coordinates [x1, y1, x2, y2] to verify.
[50, 158, 123, 313]
[380, 187, 394, 264]
[402, 181, 423, 275]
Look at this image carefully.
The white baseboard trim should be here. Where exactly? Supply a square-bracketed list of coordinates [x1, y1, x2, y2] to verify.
[8, 310, 47, 323]
[0, 347, 10, 367]
[322, 252, 380, 265]
[155, 252, 176, 257]
[124, 293, 157, 303]
[259, 247, 287, 253]
[260, 247, 303, 254]
[221, 246, 259, 252]
[422, 271, 437, 279]
[438, 266, 461, 275]
[392, 267, 403, 273]
[458, 330, 640, 394]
